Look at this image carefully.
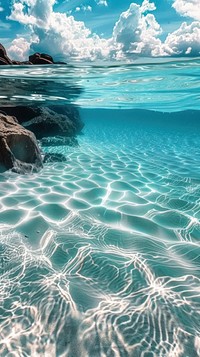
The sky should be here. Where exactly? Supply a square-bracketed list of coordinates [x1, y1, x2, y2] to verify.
[0, 0, 199, 62]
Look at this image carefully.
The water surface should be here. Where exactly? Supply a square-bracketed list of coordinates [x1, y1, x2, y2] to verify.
[0, 59, 200, 356]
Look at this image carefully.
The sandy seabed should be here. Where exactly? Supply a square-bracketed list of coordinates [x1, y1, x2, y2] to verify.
[0, 121, 200, 356]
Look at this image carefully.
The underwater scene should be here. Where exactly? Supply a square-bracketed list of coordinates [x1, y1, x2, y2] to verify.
[0, 59, 200, 356]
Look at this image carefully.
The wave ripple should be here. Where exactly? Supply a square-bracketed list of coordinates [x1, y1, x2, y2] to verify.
[0, 118, 200, 356]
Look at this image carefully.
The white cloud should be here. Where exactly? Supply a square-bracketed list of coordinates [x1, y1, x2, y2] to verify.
[9, 2, 36, 25]
[8, 0, 108, 60]
[75, 5, 92, 12]
[173, 0, 200, 21]
[96, 0, 108, 7]
[112, 1, 162, 58]
[85, 6, 92, 11]
[9, 0, 109, 61]
[140, 0, 156, 12]
[7, 0, 200, 61]
[7, 37, 31, 61]
[163, 21, 200, 56]
[9, 0, 161, 61]
[10, 0, 56, 27]
[0, 0, 3, 11]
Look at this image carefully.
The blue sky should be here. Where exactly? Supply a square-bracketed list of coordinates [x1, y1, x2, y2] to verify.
[0, 0, 199, 61]
[56, 0, 181, 37]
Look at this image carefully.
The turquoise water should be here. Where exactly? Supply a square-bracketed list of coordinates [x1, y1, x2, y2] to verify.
[0, 59, 200, 356]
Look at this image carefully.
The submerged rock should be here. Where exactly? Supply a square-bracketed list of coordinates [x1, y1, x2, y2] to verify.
[40, 136, 78, 147]
[22, 107, 78, 139]
[49, 105, 84, 133]
[0, 106, 84, 139]
[22, 107, 84, 139]
[0, 106, 44, 123]
[0, 113, 43, 173]
[43, 153, 67, 163]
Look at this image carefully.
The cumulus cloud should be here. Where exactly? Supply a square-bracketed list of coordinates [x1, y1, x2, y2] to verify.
[10, 0, 56, 27]
[163, 21, 200, 56]
[96, 0, 108, 7]
[112, 1, 162, 58]
[172, 0, 200, 21]
[7, 37, 31, 60]
[162, 0, 200, 56]
[7, 0, 200, 61]
[140, 0, 156, 12]
[10, 2, 36, 25]
[8, 0, 163, 61]
[9, 0, 111, 61]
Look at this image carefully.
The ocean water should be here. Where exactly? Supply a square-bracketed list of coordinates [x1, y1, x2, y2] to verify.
[0, 59, 200, 357]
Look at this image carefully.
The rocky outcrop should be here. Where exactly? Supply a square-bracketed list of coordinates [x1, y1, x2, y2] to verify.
[0, 43, 66, 65]
[49, 105, 84, 133]
[29, 53, 54, 65]
[0, 43, 84, 174]
[0, 106, 84, 139]
[23, 107, 78, 139]
[0, 113, 43, 173]
[12, 60, 33, 65]
[0, 44, 13, 65]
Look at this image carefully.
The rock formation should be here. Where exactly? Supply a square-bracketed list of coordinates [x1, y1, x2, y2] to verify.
[0, 44, 84, 173]
[0, 43, 66, 65]
[0, 106, 84, 139]
[0, 113, 43, 173]
[0, 44, 13, 65]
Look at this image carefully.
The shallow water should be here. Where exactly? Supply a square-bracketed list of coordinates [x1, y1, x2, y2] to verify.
[0, 58, 199, 110]
[0, 60, 200, 356]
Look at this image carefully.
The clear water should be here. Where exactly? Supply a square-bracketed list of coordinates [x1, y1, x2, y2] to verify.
[0, 59, 200, 357]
